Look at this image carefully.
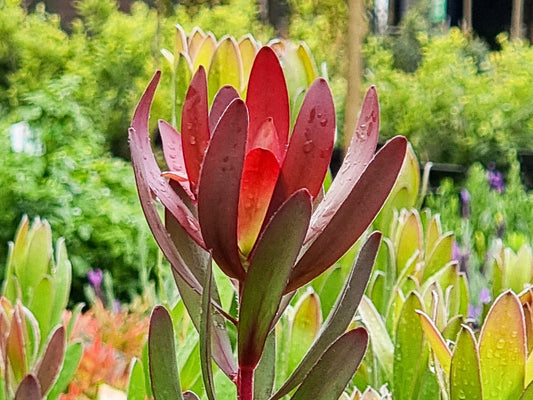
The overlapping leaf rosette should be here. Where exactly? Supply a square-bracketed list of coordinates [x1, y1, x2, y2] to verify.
[129, 47, 407, 398]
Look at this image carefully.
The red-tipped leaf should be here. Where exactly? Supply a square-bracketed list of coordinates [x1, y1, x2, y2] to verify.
[15, 374, 41, 400]
[198, 99, 248, 281]
[36, 326, 66, 396]
[246, 47, 289, 154]
[181, 67, 210, 195]
[286, 136, 407, 293]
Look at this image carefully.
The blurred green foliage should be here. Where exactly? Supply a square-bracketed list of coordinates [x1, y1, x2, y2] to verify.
[364, 28, 533, 167]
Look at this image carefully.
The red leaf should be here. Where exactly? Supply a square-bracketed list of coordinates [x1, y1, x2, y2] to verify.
[158, 120, 194, 199]
[129, 72, 203, 292]
[246, 117, 283, 162]
[181, 66, 210, 195]
[286, 136, 407, 293]
[209, 85, 240, 133]
[266, 78, 335, 217]
[237, 148, 280, 255]
[246, 47, 289, 155]
[198, 99, 248, 281]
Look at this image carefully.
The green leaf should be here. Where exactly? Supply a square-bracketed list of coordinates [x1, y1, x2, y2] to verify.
[238, 190, 311, 369]
[254, 331, 276, 400]
[199, 259, 216, 400]
[393, 292, 427, 400]
[520, 381, 533, 400]
[149, 306, 184, 400]
[127, 358, 147, 400]
[422, 233, 454, 281]
[395, 211, 422, 274]
[207, 36, 242, 102]
[271, 232, 380, 399]
[28, 277, 53, 344]
[288, 290, 322, 372]
[46, 341, 82, 400]
[21, 220, 52, 300]
[289, 328, 368, 400]
[450, 326, 482, 400]
[49, 238, 71, 329]
[359, 295, 394, 380]
[479, 291, 526, 400]
[416, 310, 451, 374]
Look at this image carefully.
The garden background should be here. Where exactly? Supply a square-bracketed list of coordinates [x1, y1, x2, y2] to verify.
[3, 0, 533, 398]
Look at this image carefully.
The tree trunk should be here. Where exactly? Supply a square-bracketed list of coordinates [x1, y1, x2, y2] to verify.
[343, 0, 368, 152]
[463, 0, 472, 33]
[511, 0, 524, 40]
[267, 0, 290, 38]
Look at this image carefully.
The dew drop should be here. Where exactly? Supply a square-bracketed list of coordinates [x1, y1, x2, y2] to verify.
[186, 122, 194, 131]
[189, 136, 197, 145]
[308, 108, 316, 123]
[303, 139, 314, 153]
[319, 118, 328, 127]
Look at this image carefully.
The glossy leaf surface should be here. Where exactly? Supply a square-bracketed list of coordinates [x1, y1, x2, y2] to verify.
[450, 326, 482, 400]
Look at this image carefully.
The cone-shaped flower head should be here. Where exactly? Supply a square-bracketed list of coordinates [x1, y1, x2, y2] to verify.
[129, 46, 407, 293]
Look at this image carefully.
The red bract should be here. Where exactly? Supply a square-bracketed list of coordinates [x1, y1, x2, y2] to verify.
[129, 46, 407, 294]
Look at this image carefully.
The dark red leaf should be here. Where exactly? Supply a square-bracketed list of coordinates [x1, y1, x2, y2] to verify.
[246, 47, 289, 155]
[266, 78, 335, 217]
[209, 85, 240, 133]
[285, 136, 407, 293]
[198, 99, 248, 281]
[15, 374, 41, 400]
[182, 66, 210, 195]
[36, 326, 65, 396]
[158, 120, 194, 199]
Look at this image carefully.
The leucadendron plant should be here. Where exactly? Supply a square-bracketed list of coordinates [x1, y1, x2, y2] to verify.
[1, 217, 82, 399]
[129, 46, 407, 399]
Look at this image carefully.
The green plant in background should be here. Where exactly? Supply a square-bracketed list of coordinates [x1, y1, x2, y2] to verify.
[161, 24, 318, 128]
[129, 44, 407, 398]
[365, 28, 533, 167]
[418, 290, 533, 399]
[0, 216, 82, 399]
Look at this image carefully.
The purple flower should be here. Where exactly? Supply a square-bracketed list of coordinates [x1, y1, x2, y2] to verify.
[87, 269, 103, 289]
[487, 162, 505, 193]
[452, 240, 470, 272]
[460, 188, 470, 219]
[479, 287, 491, 304]
[468, 304, 482, 320]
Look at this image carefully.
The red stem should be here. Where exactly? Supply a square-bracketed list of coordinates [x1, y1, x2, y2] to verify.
[237, 366, 254, 400]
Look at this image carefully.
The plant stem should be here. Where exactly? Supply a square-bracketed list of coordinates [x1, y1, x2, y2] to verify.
[237, 366, 254, 400]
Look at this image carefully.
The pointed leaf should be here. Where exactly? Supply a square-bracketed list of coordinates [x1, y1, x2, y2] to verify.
[199, 257, 216, 400]
[297, 43, 318, 85]
[416, 310, 452, 374]
[238, 34, 258, 84]
[289, 328, 368, 400]
[50, 238, 71, 329]
[7, 305, 26, 382]
[246, 47, 289, 152]
[479, 291, 526, 400]
[46, 341, 83, 400]
[28, 277, 53, 344]
[239, 190, 312, 369]
[521, 381, 533, 400]
[36, 326, 65, 396]
[423, 232, 454, 281]
[129, 73, 202, 292]
[173, 24, 187, 60]
[198, 99, 248, 281]
[287, 136, 407, 293]
[208, 36, 242, 101]
[192, 33, 216, 72]
[181, 66, 210, 196]
[149, 306, 184, 400]
[188, 27, 207, 61]
[393, 292, 427, 400]
[450, 325, 482, 400]
[127, 358, 147, 400]
[267, 78, 335, 217]
[14, 374, 41, 400]
[288, 290, 322, 372]
[159, 120, 193, 198]
[271, 232, 380, 400]
[21, 220, 52, 296]
[209, 85, 240, 132]
[184, 392, 201, 400]
[238, 149, 280, 255]
[358, 295, 394, 380]
[395, 210, 423, 273]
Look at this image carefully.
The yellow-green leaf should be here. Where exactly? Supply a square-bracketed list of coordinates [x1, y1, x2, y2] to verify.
[479, 291, 526, 400]
[207, 36, 242, 102]
[450, 325, 482, 400]
[416, 310, 451, 374]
